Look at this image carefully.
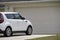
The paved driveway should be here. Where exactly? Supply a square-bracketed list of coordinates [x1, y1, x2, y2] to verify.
[0, 34, 55, 40]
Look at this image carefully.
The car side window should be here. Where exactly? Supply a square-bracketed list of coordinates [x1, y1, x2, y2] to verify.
[14, 14, 22, 19]
[5, 14, 14, 19]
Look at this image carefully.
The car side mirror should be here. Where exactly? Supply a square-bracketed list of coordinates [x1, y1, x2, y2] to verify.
[21, 17, 25, 20]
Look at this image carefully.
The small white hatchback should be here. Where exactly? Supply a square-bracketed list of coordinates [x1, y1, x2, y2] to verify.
[0, 12, 33, 37]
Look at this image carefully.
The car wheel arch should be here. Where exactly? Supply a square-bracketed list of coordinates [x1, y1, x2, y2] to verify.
[28, 25, 32, 28]
[27, 25, 33, 31]
[5, 26, 12, 31]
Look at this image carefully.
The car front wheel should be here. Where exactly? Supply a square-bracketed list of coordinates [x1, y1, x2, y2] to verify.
[26, 26, 33, 35]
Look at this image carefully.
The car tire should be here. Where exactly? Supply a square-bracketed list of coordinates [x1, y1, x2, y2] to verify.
[26, 26, 33, 35]
[4, 27, 12, 37]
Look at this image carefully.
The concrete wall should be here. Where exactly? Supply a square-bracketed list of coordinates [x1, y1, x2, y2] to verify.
[32, 0, 60, 1]
[14, 7, 60, 34]
[5, 2, 60, 34]
[0, 0, 60, 2]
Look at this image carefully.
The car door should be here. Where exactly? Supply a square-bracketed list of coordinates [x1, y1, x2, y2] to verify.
[14, 14, 27, 31]
[5, 14, 18, 31]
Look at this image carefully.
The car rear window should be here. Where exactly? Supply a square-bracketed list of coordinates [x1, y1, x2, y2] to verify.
[0, 13, 3, 19]
[0, 14, 2, 18]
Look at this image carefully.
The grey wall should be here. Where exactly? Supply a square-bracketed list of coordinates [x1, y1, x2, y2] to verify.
[11, 0, 30, 1]
[15, 7, 60, 34]
[0, 0, 60, 2]
[32, 0, 60, 1]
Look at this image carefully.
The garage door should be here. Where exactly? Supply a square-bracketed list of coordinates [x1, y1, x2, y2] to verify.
[14, 7, 60, 34]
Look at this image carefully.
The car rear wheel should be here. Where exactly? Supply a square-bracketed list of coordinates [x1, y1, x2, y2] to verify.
[26, 26, 33, 35]
[4, 27, 12, 37]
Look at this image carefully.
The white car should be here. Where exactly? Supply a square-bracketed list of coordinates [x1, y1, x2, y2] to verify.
[0, 12, 33, 37]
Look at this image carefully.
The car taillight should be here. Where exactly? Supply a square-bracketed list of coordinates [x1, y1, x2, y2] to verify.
[0, 13, 4, 23]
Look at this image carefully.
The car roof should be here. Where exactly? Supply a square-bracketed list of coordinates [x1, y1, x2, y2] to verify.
[0, 12, 19, 14]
